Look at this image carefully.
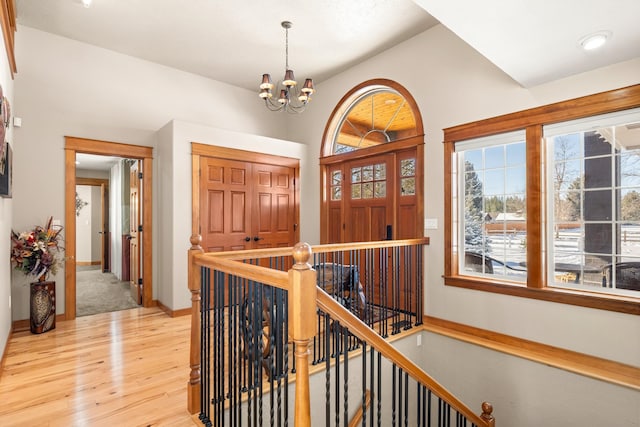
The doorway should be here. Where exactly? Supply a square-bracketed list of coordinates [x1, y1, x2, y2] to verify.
[64, 137, 153, 320]
[191, 143, 300, 251]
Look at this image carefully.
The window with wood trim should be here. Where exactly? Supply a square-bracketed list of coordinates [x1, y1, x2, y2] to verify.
[444, 84, 640, 315]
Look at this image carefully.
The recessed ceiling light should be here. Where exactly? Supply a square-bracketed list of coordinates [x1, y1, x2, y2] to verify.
[579, 31, 611, 51]
[81, 0, 92, 8]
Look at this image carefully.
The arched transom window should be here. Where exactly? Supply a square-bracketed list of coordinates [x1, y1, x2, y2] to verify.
[329, 86, 419, 155]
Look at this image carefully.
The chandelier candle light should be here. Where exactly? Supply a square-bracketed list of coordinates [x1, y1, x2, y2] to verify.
[259, 21, 315, 113]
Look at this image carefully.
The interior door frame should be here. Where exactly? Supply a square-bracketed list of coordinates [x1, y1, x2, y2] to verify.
[75, 177, 109, 270]
[191, 142, 300, 246]
[65, 136, 154, 320]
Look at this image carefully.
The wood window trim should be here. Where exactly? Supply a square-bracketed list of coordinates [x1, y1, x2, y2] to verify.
[0, 0, 15, 77]
[443, 84, 640, 315]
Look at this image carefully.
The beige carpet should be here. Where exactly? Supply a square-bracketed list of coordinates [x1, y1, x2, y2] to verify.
[76, 266, 139, 317]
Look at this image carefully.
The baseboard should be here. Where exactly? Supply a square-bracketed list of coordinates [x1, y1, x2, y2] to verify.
[422, 315, 640, 391]
[12, 314, 66, 333]
[156, 300, 191, 318]
[76, 261, 101, 266]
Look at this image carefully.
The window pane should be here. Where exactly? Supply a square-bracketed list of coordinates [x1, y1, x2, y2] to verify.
[485, 146, 504, 169]
[374, 182, 386, 198]
[331, 186, 341, 201]
[546, 113, 640, 295]
[465, 149, 482, 170]
[400, 159, 415, 177]
[506, 143, 526, 166]
[351, 167, 361, 183]
[331, 170, 342, 185]
[375, 163, 387, 180]
[459, 135, 527, 283]
[401, 178, 415, 196]
[619, 151, 640, 188]
[553, 159, 582, 191]
[362, 165, 374, 182]
[362, 182, 373, 199]
[351, 184, 361, 199]
[484, 169, 503, 195]
[505, 167, 526, 194]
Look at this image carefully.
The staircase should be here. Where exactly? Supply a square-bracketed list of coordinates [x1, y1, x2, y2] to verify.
[187, 237, 495, 426]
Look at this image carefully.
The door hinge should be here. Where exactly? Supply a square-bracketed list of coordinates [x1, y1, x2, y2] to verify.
[138, 224, 143, 232]
[138, 278, 143, 285]
[138, 172, 143, 179]
[293, 223, 298, 231]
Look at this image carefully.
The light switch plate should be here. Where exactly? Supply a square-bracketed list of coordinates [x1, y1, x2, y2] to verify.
[424, 218, 438, 230]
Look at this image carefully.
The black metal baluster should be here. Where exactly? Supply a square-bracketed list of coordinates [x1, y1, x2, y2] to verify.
[283, 288, 290, 427]
[361, 342, 367, 427]
[376, 351, 382, 427]
[325, 312, 331, 427]
[392, 364, 397, 426]
[200, 267, 211, 426]
[334, 322, 340, 427]
[403, 371, 408, 427]
[343, 326, 349, 427]
[416, 244, 424, 326]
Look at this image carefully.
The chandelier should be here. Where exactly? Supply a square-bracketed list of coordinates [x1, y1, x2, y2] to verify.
[259, 21, 315, 113]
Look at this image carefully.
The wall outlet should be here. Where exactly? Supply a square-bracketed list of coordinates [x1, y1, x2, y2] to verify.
[417, 334, 422, 346]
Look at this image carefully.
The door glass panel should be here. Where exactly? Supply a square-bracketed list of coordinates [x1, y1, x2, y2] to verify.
[401, 177, 415, 196]
[375, 182, 386, 198]
[331, 170, 342, 201]
[362, 182, 374, 199]
[351, 167, 362, 183]
[352, 184, 362, 199]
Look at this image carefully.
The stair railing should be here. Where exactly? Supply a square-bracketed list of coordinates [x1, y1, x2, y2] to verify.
[187, 237, 494, 426]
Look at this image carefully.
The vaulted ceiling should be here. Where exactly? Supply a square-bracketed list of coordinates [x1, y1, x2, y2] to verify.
[15, 0, 640, 91]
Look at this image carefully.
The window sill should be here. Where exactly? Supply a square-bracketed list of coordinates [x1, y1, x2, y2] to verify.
[444, 275, 640, 315]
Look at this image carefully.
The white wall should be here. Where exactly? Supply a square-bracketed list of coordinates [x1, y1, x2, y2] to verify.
[0, 30, 14, 363]
[12, 26, 288, 319]
[286, 24, 640, 425]
[160, 120, 308, 310]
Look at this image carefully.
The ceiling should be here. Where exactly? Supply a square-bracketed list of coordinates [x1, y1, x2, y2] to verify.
[15, 0, 640, 92]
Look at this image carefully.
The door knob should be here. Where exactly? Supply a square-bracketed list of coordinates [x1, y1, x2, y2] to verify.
[253, 236, 264, 242]
[244, 236, 251, 242]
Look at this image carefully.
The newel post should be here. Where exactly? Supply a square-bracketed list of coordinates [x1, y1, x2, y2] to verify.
[288, 242, 317, 426]
[480, 402, 495, 426]
[187, 234, 204, 414]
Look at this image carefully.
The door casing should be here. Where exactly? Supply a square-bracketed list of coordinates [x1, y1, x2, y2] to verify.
[65, 136, 153, 320]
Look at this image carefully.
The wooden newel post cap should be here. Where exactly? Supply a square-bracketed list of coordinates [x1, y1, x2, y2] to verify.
[190, 234, 202, 249]
[292, 242, 312, 270]
[481, 401, 494, 422]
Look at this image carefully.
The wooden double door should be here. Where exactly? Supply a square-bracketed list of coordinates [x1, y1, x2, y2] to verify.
[200, 156, 297, 252]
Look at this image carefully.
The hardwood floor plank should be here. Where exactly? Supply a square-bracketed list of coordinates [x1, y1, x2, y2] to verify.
[0, 307, 198, 427]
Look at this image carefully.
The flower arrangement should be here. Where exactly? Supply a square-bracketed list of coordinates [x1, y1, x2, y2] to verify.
[11, 217, 64, 281]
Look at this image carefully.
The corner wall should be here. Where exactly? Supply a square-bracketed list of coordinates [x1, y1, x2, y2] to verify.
[0, 24, 13, 364]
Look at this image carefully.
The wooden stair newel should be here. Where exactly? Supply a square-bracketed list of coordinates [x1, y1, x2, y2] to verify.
[187, 234, 204, 414]
[288, 242, 317, 427]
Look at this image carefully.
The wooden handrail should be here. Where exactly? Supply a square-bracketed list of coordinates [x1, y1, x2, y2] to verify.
[316, 288, 494, 426]
[196, 238, 430, 261]
[348, 390, 371, 427]
[192, 252, 289, 290]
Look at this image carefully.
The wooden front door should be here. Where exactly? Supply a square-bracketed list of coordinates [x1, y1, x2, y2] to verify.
[344, 153, 395, 242]
[129, 161, 142, 304]
[200, 157, 297, 253]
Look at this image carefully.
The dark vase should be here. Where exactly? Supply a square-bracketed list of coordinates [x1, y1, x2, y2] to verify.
[30, 278, 56, 334]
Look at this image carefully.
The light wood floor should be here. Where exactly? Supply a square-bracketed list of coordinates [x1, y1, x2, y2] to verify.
[0, 307, 199, 427]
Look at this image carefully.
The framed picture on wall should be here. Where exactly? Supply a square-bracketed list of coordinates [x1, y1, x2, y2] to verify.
[0, 142, 12, 198]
